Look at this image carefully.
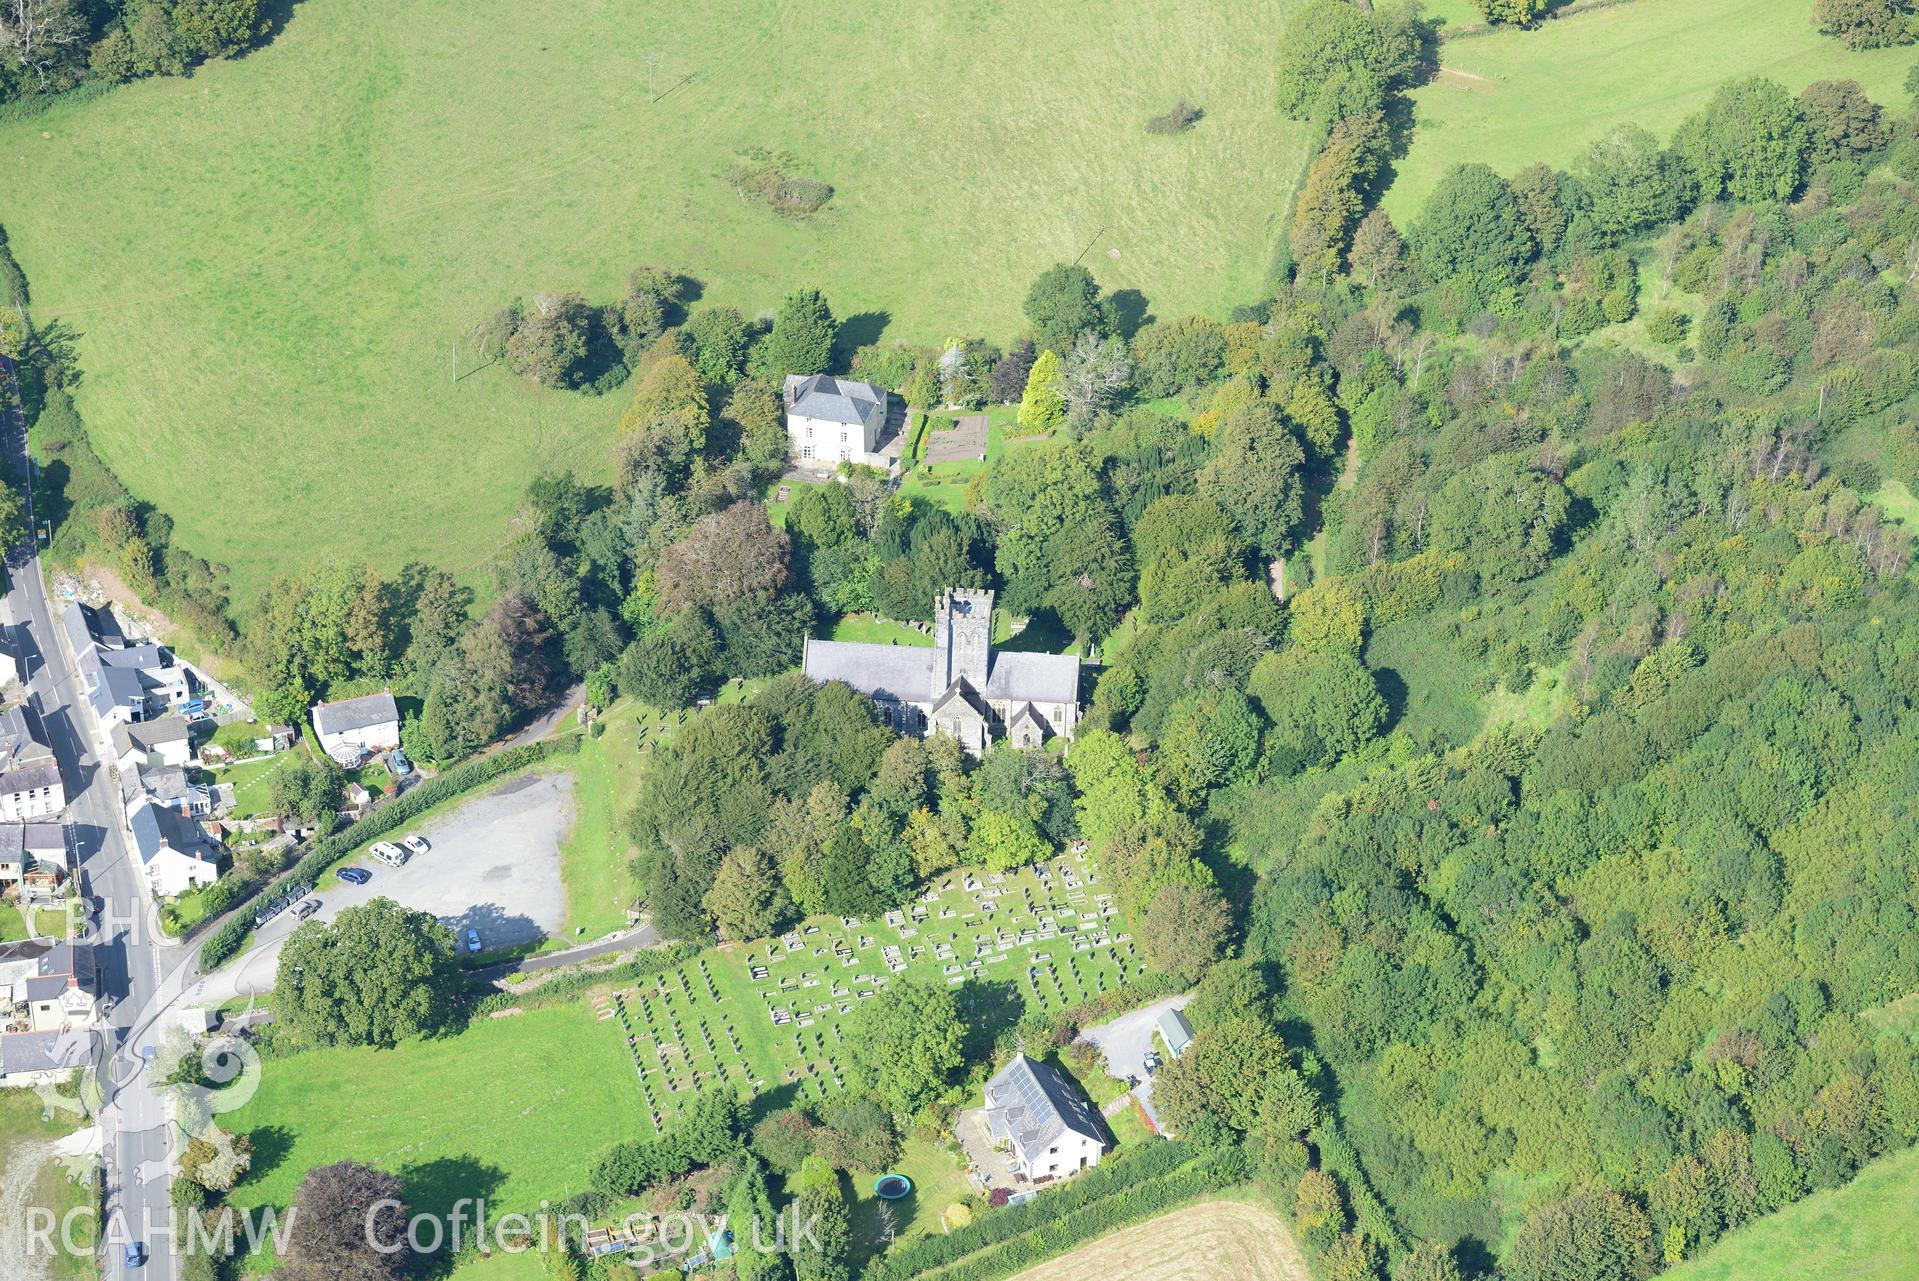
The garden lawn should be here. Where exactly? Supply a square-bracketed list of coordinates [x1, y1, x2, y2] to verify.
[0, 0, 1310, 605]
[0, 903, 29, 942]
[212, 754, 294, 822]
[848, 1134, 975, 1265]
[224, 1002, 644, 1226]
[554, 702, 652, 942]
[1383, 0, 1919, 221]
[1666, 1142, 1919, 1281]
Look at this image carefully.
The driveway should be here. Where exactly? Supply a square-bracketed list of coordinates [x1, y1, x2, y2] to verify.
[1078, 993, 1192, 1129]
[202, 771, 576, 1000]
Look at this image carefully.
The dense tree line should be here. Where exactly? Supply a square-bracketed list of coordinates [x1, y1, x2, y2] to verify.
[1152, 74, 1919, 1281]
[0, 0, 268, 106]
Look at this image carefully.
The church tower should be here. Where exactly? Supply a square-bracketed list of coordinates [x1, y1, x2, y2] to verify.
[931, 588, 994, 696]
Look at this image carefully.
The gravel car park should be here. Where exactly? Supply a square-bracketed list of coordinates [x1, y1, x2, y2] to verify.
[204, 771, 575, 1001]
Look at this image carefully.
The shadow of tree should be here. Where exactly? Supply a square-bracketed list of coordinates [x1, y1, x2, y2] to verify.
[236, 1124, 294, 1186]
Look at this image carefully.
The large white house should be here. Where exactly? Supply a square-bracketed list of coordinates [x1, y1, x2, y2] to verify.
[311, 690, 401, 764]
[802, 589, 1080, 753]
[0, 704, 64, 821]
[783, 374, 904, 470]
[979, 1053, 1108, 1182]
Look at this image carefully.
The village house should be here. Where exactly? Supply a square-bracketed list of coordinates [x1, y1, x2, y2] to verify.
[0, 823, 69, 899]
[783, 373, 905, 470]
[126, 795, 220, 898]
[0, 940, 100, 1033]
[62, 601, 192, 726]
[0, 940, 100, 1086]
[802, 589, 1080, 753]
[0, 703, 64, 821]
[977, 1053, 1108, 1182]
[112, 714, 194, 775]
[311, 690, 401, 765]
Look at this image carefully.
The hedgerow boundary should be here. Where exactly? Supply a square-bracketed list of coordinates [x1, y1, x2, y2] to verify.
[864, 1142, 1252, 1281]
[198, 737, 581, 970]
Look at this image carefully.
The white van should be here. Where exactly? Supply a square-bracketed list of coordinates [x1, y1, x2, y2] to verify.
[369, 841, 409, 867]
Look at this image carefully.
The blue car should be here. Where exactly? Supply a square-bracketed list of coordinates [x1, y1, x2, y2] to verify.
[336, 867, 371, 885]
[465, 928, 482, 953]
[124, 1241, 147, 1267]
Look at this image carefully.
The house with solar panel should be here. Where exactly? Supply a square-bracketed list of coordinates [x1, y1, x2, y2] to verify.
[978, 1053, 1108, 1182]
[802, 588, 1081, 752]
[783, 374, 906, 470]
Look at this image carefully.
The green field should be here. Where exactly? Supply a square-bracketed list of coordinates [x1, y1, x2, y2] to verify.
[224, 1001, 644, 1222]
[1668, 1143, 1919, 1281]
[1383, 0, 1919, 221]
[0, 0, 1309, 604]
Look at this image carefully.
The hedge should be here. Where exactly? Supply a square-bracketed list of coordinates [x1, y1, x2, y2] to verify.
[867, 1144, 1249, 1281]
[1311, 1122, 1403, 1256]
[199, 738, 580, 971]
[468, 942, 699, 1015]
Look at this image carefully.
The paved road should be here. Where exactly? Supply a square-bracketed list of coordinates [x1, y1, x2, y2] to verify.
[4, 353, 182, 1280]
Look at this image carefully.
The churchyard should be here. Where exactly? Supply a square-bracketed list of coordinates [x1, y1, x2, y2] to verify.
[596, 848, 1140, 1135]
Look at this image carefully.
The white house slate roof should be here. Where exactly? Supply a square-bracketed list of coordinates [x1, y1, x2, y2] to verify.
[0, 762, 62, 797]
[112, 716, 190, 757]
[0, 705, 53, 769]
[801, 639, 935, 705]
[0, 824, 67, 864]
[312, 691, 399, 737]
[0, 1027, 95, 1077]
[982, 1053, 1104, 1157]
[784, 374, 887, 429]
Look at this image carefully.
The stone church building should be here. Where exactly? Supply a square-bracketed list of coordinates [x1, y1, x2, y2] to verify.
[801, 589, 1081, 752]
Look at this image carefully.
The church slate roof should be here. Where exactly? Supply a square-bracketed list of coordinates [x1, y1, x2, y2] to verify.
[801, 639, 935, 704]
[983, 652, 1080, 706]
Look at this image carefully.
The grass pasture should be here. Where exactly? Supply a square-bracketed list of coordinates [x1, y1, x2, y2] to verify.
[1002, 1197, 1310, 1281]
[1667, 1142, 1919, 1281]
[0, 0, 1310, 604]
[224, 1001, 644, 1223]
[1384, 0, 1919, 221]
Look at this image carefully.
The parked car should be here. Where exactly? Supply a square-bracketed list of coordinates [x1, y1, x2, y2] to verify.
[124, 1241, 147, 1268]
[369, 841, 408, 867]
[402, 835, 430, 856]
[293, 899, 322, 920]
[465, 928, 482, 954]
[336, 867, 371, 885]
[390, 750, 413, 777]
